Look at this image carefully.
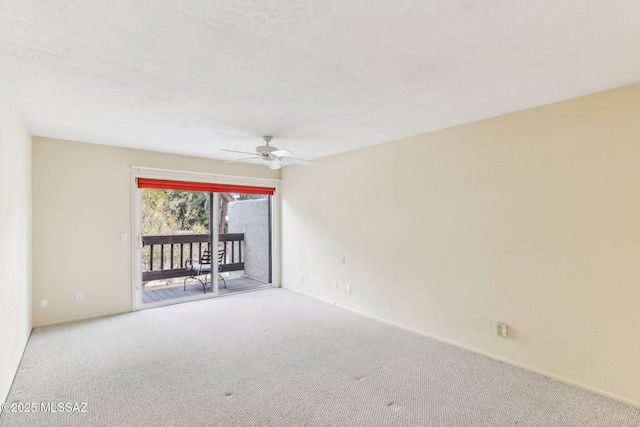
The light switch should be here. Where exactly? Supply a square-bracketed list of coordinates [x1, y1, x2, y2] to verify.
[121, 232, 128, 242]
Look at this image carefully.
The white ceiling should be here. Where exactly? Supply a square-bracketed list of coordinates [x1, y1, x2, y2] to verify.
[1, 1, 640, 164]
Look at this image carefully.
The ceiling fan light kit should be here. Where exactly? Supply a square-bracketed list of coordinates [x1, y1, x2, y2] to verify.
[222, 136, 315, 169]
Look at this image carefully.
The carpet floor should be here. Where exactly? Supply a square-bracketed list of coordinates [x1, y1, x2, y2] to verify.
[2, 288, 639, 426]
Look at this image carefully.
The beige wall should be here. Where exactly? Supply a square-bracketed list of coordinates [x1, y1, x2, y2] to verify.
[281, 83, 640, 406]
[32, 137, 279, 327]
[0, 80, 32, 402]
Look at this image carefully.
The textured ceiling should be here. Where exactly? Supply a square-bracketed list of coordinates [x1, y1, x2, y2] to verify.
[1, 1, 640, 163]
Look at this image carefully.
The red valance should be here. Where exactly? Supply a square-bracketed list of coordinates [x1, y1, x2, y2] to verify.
[137, 178, 275, 195]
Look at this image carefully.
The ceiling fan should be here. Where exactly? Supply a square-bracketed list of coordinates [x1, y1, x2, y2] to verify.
[222, 136, 315, 170]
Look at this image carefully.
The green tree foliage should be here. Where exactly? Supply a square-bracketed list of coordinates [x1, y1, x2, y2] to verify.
[142, 189, 209, 235]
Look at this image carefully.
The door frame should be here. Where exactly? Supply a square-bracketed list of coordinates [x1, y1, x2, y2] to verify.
[130, 167, 281, 311]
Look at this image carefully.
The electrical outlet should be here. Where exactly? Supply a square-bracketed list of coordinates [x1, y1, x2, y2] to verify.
[345, 283, 351, 293]
[332, 280, 337, 289]
[496, 322, 508, 337]
[300, 274, 304, 282]
[76, 293, 84, 302]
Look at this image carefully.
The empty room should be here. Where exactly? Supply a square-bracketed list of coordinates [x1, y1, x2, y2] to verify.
[1, 1, 640, 426]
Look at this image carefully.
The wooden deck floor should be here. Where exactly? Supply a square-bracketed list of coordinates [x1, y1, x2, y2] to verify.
[142, 277, 270, 304]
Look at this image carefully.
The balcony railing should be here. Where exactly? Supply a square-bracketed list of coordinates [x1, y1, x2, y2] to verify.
[141, 233, 244, 282]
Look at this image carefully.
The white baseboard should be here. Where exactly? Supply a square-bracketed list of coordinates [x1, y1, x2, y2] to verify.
[32, 309, 130, 328]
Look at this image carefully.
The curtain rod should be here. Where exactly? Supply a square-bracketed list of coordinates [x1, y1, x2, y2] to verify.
[130, 166, 282, 182]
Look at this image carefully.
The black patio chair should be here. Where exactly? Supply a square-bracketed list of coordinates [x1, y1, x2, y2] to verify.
[217, 248, 227, 289]
[184, 249, 226, 293]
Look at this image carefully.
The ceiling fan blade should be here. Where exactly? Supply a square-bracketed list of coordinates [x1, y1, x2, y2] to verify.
[221, 149, 257, 156]
[280, 157, 315, 167]
[272, 149, 294, 157]
[224, 156, 260, 164]
[268, 160, 282, 170]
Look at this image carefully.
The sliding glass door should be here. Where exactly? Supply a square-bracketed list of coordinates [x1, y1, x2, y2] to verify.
[135, 178, 274, 308]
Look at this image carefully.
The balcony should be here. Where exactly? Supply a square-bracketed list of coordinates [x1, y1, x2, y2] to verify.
[141, 232, 270, 303]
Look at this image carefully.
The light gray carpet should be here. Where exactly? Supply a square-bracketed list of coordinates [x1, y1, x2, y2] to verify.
[2, 288, 639, 427]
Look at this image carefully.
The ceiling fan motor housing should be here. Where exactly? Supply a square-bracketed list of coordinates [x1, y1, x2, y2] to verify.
[256, 145, 277, 154]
